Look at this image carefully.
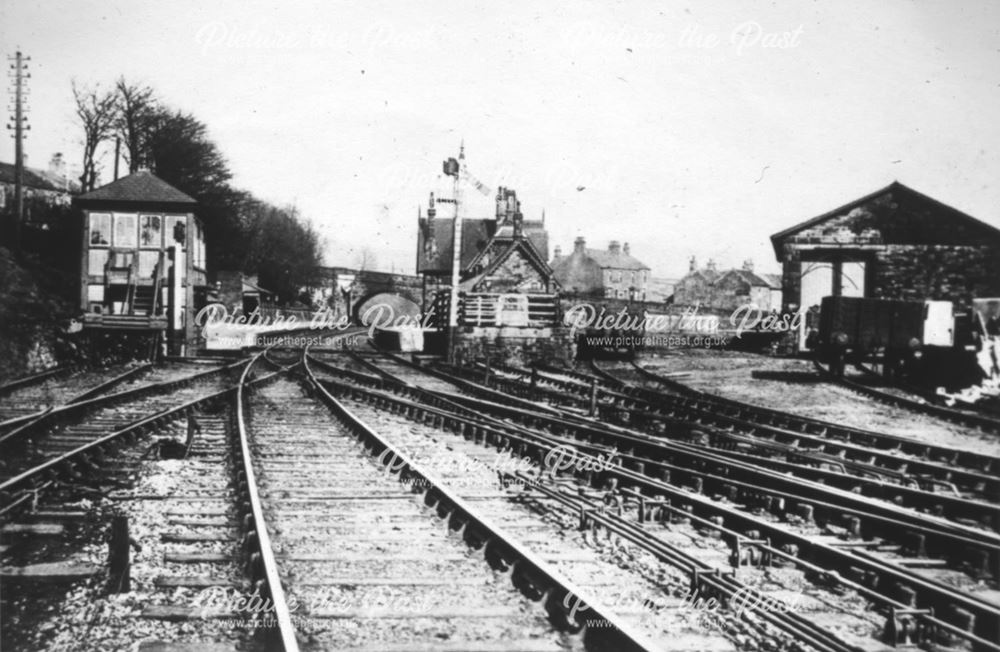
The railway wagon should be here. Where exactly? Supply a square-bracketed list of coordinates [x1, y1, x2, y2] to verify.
[817, 295, 985, 390]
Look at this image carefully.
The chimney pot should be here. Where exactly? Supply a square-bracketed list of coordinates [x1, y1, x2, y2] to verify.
[574, 237, 586, 254]
[623, 242, 630, 256]
[689, 256, 697, 272]
[609, 240, 621, 255]
[742, 258, 754, 272]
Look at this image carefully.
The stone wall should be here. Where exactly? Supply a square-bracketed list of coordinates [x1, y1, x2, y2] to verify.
[453, 326, 574, 366]
[872, 245, 1000, 309]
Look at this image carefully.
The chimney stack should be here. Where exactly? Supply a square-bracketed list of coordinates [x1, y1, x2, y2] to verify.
[574, 237, 586, 254]
[707, 259, 717, 272]
[689, 256, 697, 272]
[427, 192, 436, 219]
[553, 245, 562, 260]
[623, 242, 630, 256]
[49, 153, 68, 191]
[742, 258, 754, 272]
[608, 240, 621, 255]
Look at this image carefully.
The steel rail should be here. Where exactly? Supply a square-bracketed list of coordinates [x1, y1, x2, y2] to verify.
[339, 356, 1000, 642]
[0, 358, 250, 451]
[0, 365, 76, 396]
[233, 352, 301, 652]
[302, 350, 661, 652]
[434, 360, 1000, 534]
[0, 367, 269, 508]
[319, 358, 1000, 651]
[525, 364, 1000, 511]
[579, 361, 1000, 494]
[516, 473, 862, 652]
[0, 363, 153, 433]
[815, 359, 1000, 434]
[628, 360, 1000, 473]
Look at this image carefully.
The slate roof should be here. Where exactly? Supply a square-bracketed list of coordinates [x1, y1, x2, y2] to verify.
[75, 171, 196, 205]
[720, 269, 782, 289]
[0, 161, 76, 193]
[582, 248, 650, 271]
[417, 217, 548, 275]
[770, 181, 1000, 257]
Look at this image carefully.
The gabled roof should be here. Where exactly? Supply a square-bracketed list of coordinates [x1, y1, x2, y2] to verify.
[718, 268, 781, 289]
[761, 273, 782, 289]
[583, 248, 650, 271]
[770, 181, 1000, 257]
[75, 170, 196, 206]
[0, 161, 76, 193]
[474, 233, 557, 284]
[416, 217, 548, 275]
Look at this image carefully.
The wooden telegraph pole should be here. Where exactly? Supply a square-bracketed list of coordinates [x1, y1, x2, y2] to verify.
[6, 50, 30, 257]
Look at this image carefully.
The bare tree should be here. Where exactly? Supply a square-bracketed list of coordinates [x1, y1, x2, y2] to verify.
[354, 247, 378, 271]
[114, 77, 157, 174]
[72, 81, 117, 192]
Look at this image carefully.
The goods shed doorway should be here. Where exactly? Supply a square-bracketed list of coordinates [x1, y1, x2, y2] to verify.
[799, 259, 867, 350]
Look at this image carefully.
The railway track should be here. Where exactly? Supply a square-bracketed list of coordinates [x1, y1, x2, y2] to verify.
[813, 359, 1000, 435]
[526, 360, 1000, 503]
[344, 350, 1000, 650]
[321, 377, 897, 651]
[440, 360, 1000, 528]
[223, 351, 658, 651]
[622, 360, 1000, 476]
[0, 362, 157, 428]
[4, 333, 996, 652]
[0, 359, 250, 517]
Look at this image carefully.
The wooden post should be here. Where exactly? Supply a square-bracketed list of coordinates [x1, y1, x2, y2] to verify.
[184, 413, 200, 458]
[107, 514, 130, 593]
[531, 367, 538, 389]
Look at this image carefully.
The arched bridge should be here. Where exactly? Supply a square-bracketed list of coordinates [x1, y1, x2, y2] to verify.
[315, 267, 424, 323]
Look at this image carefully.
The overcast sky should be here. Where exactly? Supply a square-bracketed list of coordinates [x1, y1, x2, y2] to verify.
[2, 0, 998, 278]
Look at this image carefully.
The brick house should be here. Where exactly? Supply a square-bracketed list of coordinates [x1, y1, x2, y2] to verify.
[1, 154, 79, 223]
[770, 181, 1000, 349]
[550, 238, 651, 300]
[673, 257, 781, 311]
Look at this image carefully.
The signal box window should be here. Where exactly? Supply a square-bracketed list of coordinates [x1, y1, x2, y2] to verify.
[140, 215, 162, 247]
[90, 213, 111, 246]
[114, 213, 138, 248]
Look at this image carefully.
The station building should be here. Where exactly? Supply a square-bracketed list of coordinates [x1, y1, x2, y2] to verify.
[416, 183, 567, 363]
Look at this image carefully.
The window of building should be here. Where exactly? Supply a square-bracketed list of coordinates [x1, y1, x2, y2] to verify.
[140, 215, 162, 248]
[165, 215, 186, 247]
[88, 249, 109, 276]
[114, 213, 137, 248]
[90, 213, 111, 246]
[193, 221, 206, 269]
